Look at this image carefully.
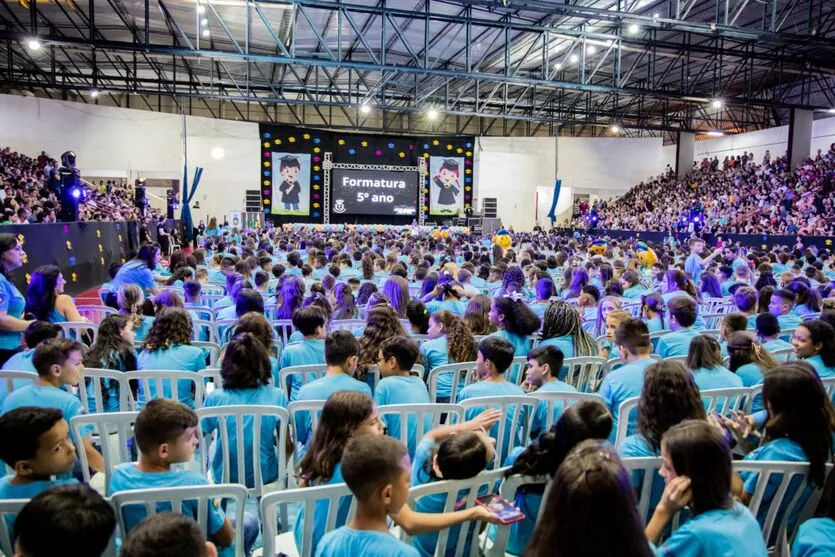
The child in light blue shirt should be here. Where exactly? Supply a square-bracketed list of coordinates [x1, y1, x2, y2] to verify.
[487, 296, 541, 384]
[0, 321, 61, 405]
[374, 336, 430, 458]
[419, 311, 477, 402]
[792, 321, 835, 379]
[655, 296, 700, 358]
[201, 334, 288, 487]
[769, 288, 802, 332]
[110, 399, 257, 557]
[523, 345, 577, 439]
[279, 306, 327, 399]
[685, 335, 743, 393]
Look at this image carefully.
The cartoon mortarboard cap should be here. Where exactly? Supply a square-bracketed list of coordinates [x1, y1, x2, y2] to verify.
[441, 159, 460, 170]
[279, 155, 300, 165]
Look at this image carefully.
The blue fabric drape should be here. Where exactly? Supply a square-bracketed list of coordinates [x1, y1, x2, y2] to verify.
[180, 166, 203, 242]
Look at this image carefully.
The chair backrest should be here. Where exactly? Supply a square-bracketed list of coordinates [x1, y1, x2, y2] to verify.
[663, 355, 689, 366]
[200, 294, 225, 308]
[288, 399, 327, 443]
[192, 341, 222, 368]
[734, 460, 833, 545]
[489, 474, 551, 556]
[801, 313, 821, 321]
[261, 482, 355, 557]
[699, 329, 722, 340]
[196, 405, 290, 497]
[621, 456, 665, 523]
[410, 333, 430, 346]
[822, 377, 835, 403]
[771, 347, 795, 363]
[125, 370, 205, 409]
[329, 319, 366, 333]
[191, 319, 219, 344]
[198, 368, 223, 394]
[112, 484, 247, 555]
[81, 368, 132, 414]
[404, 467, 509, 555]
[614, 396, 641, 448]
[648, 330, 672, 350]
[215, 319, 239, 344]
[427, 361, 479, 403]
[562, 356, 608, 392]
[622, 302, 642, 317]
[507, 356, 529, 386]
[377, 403, 465, 456]
[700, 386, 759, 414]
[0, 370, 37, 398]
[58, 321, 98, 345]
[780, 328, 796, 342]
[76, 305, 118, 324]
[186, 305, 214, 321]
[0, 498, 28, 557]
[457, 396, 536, 466]
[278, 364, 328, 400]
[270, 319, 296, 347]
[527, 391, 606, 431]
[70, 412, 138, 494]
[201, 284, 225, 296]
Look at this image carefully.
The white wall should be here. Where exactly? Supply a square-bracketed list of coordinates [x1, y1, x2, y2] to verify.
[0, 94, 259, 223]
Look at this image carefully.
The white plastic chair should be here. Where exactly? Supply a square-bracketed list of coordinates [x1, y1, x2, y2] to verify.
[70, 411, 138, 494]
[458, 396, 536, 467]
[58, 321, 98, 344]
[200, 294, 225, 308]
[261, 482, 355, 557]
[191, 319, 219, 344]
[562, 356, 608, 392]
[125, 370, 205, 409]
[648, 330, 672, 351]
[0, 370, 37, 398]
[201, 284, 225, 296]
[187, 305, 214, 321]
[403, 467, 509, 555]
[662, 355, 689, 366]
[409, 333, 430, 346]
[613, 396, 641, 448]
[527, 391, 605, 431]
[270, 319, 296, 347]
[487, 473, 551, 556]
[699, 329, 722, 340]
[192, 341, 222, 368]
[215, 319, 238, 344]
[771, 347, 795, 363]
[427, 361, 479, 403]
[822, 377, 835, 403]
[377, 403, 465, 458]
[329, 319, 366, 334]
[112, 484, 247, 555]
[506, 355, 529, 386]
[288, 399, 327, 447]
[81, 368, 133, 414]
[621, 456, 669, 524]
[0, 498, 28, 556]
[701, 386, 759, 415]
[279, 364, 328, 401]
[199, 368, 223, 395]
[76, 305, 118, 324]
[196, 405, 291, 497]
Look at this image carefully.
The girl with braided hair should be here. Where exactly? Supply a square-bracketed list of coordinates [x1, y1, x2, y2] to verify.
[117, 284, 154, 342]
[539, 300, 597, 359]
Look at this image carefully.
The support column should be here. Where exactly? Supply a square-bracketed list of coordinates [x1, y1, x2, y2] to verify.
[787, 108, 813, 169]
[675, 131, 695, 178]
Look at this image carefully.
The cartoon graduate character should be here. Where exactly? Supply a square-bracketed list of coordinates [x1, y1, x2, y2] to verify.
[433, 159, 461, 207]
[279, 155, 302, 211]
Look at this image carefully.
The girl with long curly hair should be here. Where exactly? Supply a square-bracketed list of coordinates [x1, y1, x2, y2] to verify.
[356, 305, 407, 378]
[137, 307, 205, 408]
[419, 310, 478, 402]
[83, 314, 138, 412]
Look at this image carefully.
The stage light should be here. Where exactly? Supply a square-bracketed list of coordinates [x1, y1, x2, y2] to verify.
[360, 104, 371, 114]
[89, 89, 99, 98]
[569, 53, 579, 64]
[711, 99, 723, 109]
[611, 125, 621, 133]
[211, 147, 225, 160]
[26, 39, 41, 51]
[694, 216, 700, 222]
[202, 29, 211, 37]
[71, 188, 81, 200]
[628, 23, 640, 34]
[427, 108, 439, 120]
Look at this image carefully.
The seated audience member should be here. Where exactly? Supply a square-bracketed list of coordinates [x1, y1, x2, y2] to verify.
[12, 484, 116, 557]
[523, 345, 577, 438]
[526, 441, 656, 557]
[462, 294, 497, 335]
[0, 338, 103, 476]
[655, 296, 700, 357]
[755, 312, 793, 352]
[82, 314, 138, 412]
[599, 309, 631, 360]
[120, 513, 218, 557]
[357, 305, 408, 379]
[405, 300, 430, 334]
[374, 336, 430, 457]
[769, 288, 802, 331]
[646, 420, 767, 556]
[24, 265, 85, 323]
[118, 284, 155, 341]
[791, 491, 835, 557]
[600, 319, 656, 443]
[0, 234, 33, 367]
[640, 292, 667, 333]
[686, 334, 743, 391]
[488, 297, 541, 382]
[726, 331, 780, 413]
[733, 286, 759, 328]
[418, 310, 477, 402]
[790, 320, 835, 378]
[1, 320, 61, 374]
[280, 306, 327, 399]
[718, 312, 748, 356]
[538, 300, 597, 359]
[109, 399, 257, 555]
[315, 436, 420, 557]
[183, 279, 203, 306]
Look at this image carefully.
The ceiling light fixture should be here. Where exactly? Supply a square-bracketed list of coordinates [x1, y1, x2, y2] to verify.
[427, 108, 439, 120]
[628, 23, 639, 34]
[569, 53, 579, 64]
[202, 29, 211, 37]
[611, 125, 621, 133]
[360, 104, 371, 114]
[26, 39, 41, 51]
[711, 99, 723, 109]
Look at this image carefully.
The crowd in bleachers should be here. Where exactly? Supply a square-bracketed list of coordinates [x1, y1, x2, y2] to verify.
[0, 225, 833, 557]
[572, 143, 835, 235]
[0, 146, 159, 223]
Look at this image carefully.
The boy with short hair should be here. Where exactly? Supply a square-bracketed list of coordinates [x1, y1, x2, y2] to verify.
[0, 321, 62, 405]
[684, 239, 722, 286]
[316, 436, 419, 557]
[719, 313, 749, 356]
[281, 306, 327, 400]
[524, 345, 577, 439]
[0, 338, 104, 476]
[656, 297, 700, 357]
[769, 288, 802, 331]
[374, 336, 430, 457]
[733, 286, 759, 328]
[294, 331, 371, 445]
[755, 313, 793, 352]
[13, 484, 115, 557]
[183, 280, 202, 306]
[121, 512, 217, 557]
[601, 318, 656, 443]
[456, 337, 525, 459]
[109, 399, 257, 556]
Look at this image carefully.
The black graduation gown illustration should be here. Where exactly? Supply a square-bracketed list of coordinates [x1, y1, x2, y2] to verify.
[280, 180, 301, 204]
[435, 159, 461, 206]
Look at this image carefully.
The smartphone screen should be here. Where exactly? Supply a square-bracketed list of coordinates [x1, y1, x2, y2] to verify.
[476, 494, 525, 524]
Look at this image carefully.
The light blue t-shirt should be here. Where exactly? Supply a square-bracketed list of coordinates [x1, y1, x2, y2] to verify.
[690, 365, 744, 392]
[0, 349, 34, 372]
[137, 344, 206, 408]
[685, 254, 703, 284]
[646, 315, 666, 334]
[374, 375, 430, 458]
[599, 357, 656, 443]
[202, 385, 288, 487]
[0, 274, 25, 350]
[658, 502, 767, 557]
[109, 464, 227, 545]
[537, 336, 576, 360]
[0, 477, 77, 537]
[456, 380, 527, 460]
[419, 336, 453, 399]
[530, 380, 577, 438]
[803, 354, 835, 379]
[0, 384, 89, 446]
[735, 362, 766, 413]
[110, 260, 155, 294]
[293, 463, 348, 556]
[133, 315, 155, 342]
[529, 302, 549, 319]
[488, 330, 532, 384]
[294, 374, 372, 445]
[776, 312, 802, 332]
[279, 338, 326, 400]
[791, 518, 835, 557]
[762, 338, 793, 353]
[425, 299, 467, 317]
[317, 527, 420, 557]
[623, 285, 648, 299]
[655, 328, 700, 358]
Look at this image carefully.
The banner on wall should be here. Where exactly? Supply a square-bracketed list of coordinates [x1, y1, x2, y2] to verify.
[429, 157, 464, 216]
[228, 211, 242, 228]
[271, 152, 311, 216]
